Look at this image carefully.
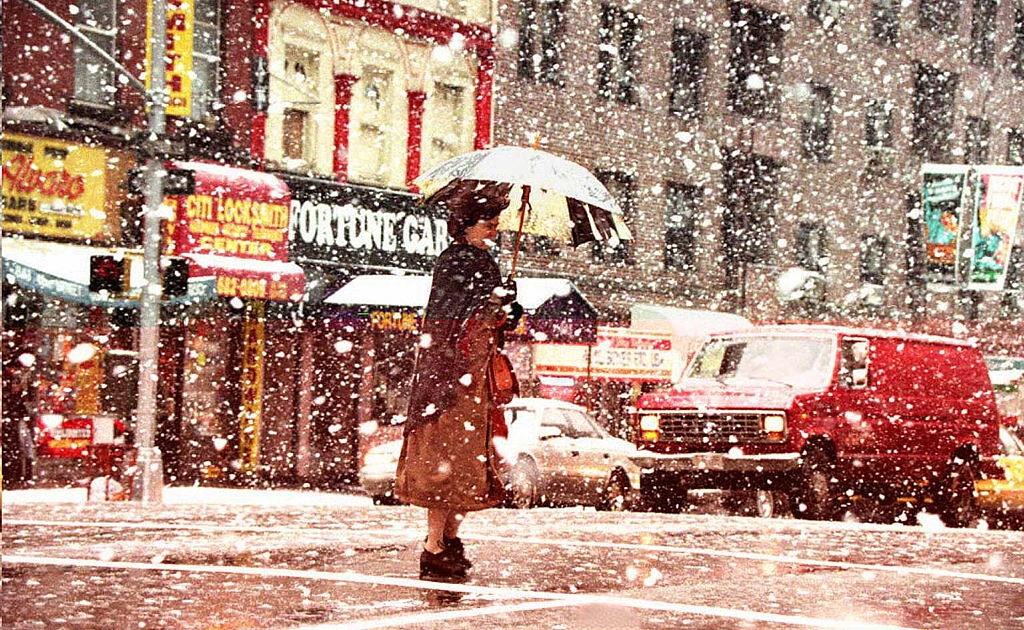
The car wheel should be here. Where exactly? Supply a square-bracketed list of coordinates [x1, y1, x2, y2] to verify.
[510, 460, 538, 509]
[940, 461, 979, 528]
[791, 448, 839, 521]
[598, 472, 630, 512]
[754, 490, 780, 519]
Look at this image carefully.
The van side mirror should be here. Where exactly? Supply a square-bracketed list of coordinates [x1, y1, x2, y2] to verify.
[851, 367, 869, 388]
[841, 338, 870, 389]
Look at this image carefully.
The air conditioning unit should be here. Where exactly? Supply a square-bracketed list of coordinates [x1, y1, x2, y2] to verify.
[865, 146, 896, 177]
[776, 267, 826, 303]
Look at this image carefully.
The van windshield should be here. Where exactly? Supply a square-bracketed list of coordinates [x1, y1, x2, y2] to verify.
[686, 335, 835, 389]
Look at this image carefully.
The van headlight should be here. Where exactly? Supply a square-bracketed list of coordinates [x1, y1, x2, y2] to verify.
[762, 414, 786, 434]
[639, 415, 660, 431]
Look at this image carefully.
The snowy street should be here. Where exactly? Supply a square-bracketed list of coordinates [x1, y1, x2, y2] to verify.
[3, 489, 1023, 629]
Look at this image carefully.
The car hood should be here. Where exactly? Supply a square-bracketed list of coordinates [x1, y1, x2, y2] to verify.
[638, 385, 803, 411]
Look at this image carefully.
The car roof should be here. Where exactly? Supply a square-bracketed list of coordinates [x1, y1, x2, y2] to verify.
[710, 324, 975, 347]
[506, 397, 588, 413]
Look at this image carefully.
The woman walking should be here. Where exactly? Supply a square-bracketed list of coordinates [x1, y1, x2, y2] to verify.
[395, 181, 519, 578]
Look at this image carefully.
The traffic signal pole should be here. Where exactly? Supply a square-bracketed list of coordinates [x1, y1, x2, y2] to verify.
[18, 0, 169, 502]
[134, 0, 170, 503]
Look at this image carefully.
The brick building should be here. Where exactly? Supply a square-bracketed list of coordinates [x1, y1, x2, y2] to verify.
[490, 0, 1024, 355]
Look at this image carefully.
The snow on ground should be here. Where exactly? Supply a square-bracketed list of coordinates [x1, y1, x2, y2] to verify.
[2, 486, 374, 507]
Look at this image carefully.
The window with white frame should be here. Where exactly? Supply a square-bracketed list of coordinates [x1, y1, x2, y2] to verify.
[424, 82, 472, 171]
[351, 67, 396, 185]
[73, 0, 117, 106]
[276, 44, 320, 170]
[191, 0, 221, 120]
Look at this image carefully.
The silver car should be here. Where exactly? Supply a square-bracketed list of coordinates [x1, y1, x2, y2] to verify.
[358, 397, 641, 510]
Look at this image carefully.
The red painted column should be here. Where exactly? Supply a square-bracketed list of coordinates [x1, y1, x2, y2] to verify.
[250, 0, 271, 165]
[474, 45, 494, 150]
[405, 90, 427, 190]
[333, 74, 359, 181]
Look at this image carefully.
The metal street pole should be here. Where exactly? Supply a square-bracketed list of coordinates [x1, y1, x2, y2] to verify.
[134, 0, 170, 503]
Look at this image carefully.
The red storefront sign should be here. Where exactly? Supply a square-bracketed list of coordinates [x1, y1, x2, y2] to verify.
[167, 161, 305, 301]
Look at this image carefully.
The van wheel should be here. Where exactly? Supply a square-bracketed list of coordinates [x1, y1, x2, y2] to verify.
[641, 472, 688, 513]
[791, 449, 839, 521]
[598, 472, 630, 512]
[939, 461, 979, 528]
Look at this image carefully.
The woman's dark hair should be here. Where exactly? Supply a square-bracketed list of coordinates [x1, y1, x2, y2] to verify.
[428, 179, 511, 239]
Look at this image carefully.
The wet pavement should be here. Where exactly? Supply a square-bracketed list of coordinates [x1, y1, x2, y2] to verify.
[3, 495, 1024, 629]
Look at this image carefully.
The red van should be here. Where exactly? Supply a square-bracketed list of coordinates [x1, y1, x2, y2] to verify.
[630, 325, 1002, 526]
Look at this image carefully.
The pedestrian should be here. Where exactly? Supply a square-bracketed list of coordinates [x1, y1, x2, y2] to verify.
[395, 180, 520, 578]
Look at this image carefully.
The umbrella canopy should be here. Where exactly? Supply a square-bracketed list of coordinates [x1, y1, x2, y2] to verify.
[414, 145, 633, 248]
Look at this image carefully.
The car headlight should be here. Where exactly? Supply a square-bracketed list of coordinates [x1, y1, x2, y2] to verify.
[639, 414, 660, 431]
[39, 414, 65, 430]
[762, 414, 786, 434]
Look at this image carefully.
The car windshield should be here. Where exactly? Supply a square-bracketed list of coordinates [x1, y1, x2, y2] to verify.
[686, 335, 835, 389]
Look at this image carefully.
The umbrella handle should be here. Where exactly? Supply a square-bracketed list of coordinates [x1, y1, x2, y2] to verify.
[508, 185, 531, 281]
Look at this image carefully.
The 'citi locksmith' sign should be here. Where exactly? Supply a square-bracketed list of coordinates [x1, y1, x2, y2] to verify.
[1, 134, 122, 241]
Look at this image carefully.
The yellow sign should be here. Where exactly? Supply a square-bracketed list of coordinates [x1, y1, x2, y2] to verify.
[369, 310, 419, 332]
[145, 0, 194, 117]
[1, 134, 117, 241]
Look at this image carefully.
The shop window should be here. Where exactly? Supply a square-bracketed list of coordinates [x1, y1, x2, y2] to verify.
[807, 0, 847, 28]
[597, 4, 641, 105]
[664, 183, 701, 272]
[801, 84, 833, 162]
[912, 63, 957, 161]
[352, 67, 396, 186]
[191, 0, 221, 120]
[1012, 6, 1024, 79]
[795, 221, 828, 272]
[871, 0, 900, 45]
[969, 0, 997, 67]
[73, 0, 117, 107]
[727, 3, 786, 119]
[965, 116, 990, 164]
[425, 82, 471, 171]
[919, 0, 960, 34]
[669, 28, 707, 120]
[1008, 128, 1024, 165]
[518, 0, 566, 85]
[593, 170, 636, 265]
[860, 234, 888, 285]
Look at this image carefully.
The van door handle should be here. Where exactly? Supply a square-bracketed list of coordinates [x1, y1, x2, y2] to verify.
[571, 450, 580, 456]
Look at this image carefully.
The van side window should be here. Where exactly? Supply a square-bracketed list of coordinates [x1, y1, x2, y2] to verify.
[841, 338, 870, 388]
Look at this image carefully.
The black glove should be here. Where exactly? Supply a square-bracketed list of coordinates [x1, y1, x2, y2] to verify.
[503, 301, 524, 331]
[491, 280, 517, 306]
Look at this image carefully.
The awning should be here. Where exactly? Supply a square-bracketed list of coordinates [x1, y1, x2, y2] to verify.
[183, 252, 306, 302]
[324, 275, 596, 342]
[1, 236, 214, 307]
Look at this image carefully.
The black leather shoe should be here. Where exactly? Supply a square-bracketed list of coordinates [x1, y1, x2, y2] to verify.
[420, 548, 467, 578]
[444, 537, 472, 570]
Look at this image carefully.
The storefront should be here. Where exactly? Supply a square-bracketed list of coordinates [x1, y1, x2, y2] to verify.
[164, 161, 306, 485]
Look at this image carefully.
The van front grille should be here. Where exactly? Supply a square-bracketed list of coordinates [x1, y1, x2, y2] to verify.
[658, 411, 767, 442]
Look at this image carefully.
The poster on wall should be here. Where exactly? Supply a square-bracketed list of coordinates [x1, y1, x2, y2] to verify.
[920, 164, 971, 285]
[967, 169, 1024, 291]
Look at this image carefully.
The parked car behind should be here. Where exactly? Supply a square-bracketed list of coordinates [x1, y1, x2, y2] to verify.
[975, 424, 1024, 529]
[359, 397, 641, 510]
[631, 325, 1003, 527]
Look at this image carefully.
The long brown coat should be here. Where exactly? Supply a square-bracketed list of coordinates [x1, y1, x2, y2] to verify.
[395, 244, 508, 511]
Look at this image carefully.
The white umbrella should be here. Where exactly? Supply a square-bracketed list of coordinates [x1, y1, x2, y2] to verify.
[414, 145, 632, 277]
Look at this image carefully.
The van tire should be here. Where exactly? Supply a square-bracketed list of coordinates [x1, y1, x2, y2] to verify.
[641, 471, 688, 513]
[939, 461, 979, 528]
[791, 449, 839, 521]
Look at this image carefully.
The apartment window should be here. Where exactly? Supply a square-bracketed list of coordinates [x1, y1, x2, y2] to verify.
[1009, 128, 1024, 165]
[807, 0, 847, 28]
[965, 116, 990, 163]
[860, 234, 888, 284]
[795, 221, 828, 272]
[597, 5, 641, 105]
[518, 0, 565, 84]
[1012, 6, 1024, 80]
[191, 0, 221, 119]
[428, 83, 470, 165]
[593, 171, 636, 264]
[912, 63, 958, 161]
[669, 28, 707, 120]
[722, 154, 780, 287]
[871, 0, 900, 45]
[728, 3, 786, 119]
[802, 84, 833, 162]
[969, 0, 997, 67]
[282, 109, 310, 162]
[919, 0, 960, 33]
[664, 183, 702, 271]
[352, 67, 395, 185]
[73, 0, 117, 106]
[865, 100, 894, 148]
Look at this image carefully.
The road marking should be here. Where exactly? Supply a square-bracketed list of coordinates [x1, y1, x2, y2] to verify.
[7, 519, 1023, 586]
[4, 554, 916, 630]
[298, 600, 584, 630]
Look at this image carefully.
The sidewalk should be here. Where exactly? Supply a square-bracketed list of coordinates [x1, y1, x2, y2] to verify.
[2, 485, 375, 507]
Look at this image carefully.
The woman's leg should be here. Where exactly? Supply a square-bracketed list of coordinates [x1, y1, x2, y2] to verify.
[425, 508, 447, 554]
[443, 512, 465, 540]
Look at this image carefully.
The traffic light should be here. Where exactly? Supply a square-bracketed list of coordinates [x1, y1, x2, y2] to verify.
[163, 257, 190, 297]
[89, 255, 127, 293]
